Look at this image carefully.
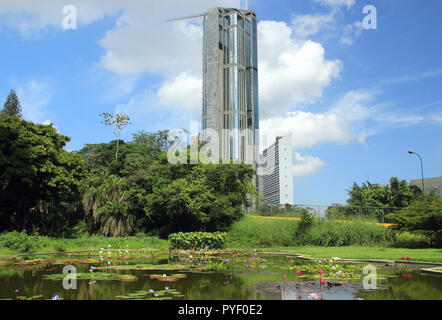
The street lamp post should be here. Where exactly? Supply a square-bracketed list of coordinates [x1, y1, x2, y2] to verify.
[408, 150, 424, 193]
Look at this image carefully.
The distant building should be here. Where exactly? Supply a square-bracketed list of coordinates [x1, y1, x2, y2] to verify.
[409, 176, 442, 197]
[259, 136, 294, 205]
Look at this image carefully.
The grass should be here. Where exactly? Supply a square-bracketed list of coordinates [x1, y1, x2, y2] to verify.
[0, 232, 168, 256]
[227, 215, 395, 248]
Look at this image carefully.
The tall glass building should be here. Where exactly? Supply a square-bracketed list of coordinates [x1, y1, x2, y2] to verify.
[202, 7, 259, 167]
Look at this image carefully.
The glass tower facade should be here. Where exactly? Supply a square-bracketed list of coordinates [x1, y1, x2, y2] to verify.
[202, 7, 259, 166]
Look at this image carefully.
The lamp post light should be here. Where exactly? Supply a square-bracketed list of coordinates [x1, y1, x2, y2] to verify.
[408, 150, 424, 193]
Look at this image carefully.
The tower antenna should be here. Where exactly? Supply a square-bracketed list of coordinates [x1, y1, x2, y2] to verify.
[246, 0, 248, 10]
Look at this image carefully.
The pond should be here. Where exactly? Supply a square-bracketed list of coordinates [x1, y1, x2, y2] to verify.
[0, 249, 441, 300]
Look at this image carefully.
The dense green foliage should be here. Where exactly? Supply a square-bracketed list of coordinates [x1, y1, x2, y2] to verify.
[78, 133, 256, 237]
[0, 231, 167, 254]
[0, 230, 41, 253]
[169, 232, 227, 250]
[326, 177, 423, 221]
[0, 113, 87, 233]
[227, 216, 394, 248]
[0, 92, 256, 238]
[387, 194, 442, 247]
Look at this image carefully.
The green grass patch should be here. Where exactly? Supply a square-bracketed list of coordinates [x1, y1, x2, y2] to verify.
[227, 216, 395, 248]
[0, 232, 168, 255]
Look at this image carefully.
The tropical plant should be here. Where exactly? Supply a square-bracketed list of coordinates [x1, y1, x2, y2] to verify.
[82, 169, 134, 237]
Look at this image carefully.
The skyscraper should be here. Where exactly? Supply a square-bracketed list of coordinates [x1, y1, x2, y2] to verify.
[202, 7, 259, 166]
[260, 136, 294, 205]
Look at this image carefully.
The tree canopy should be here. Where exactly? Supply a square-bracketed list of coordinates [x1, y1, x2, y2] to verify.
[326, 177, 422, 221]
[0, 113, 86, 233]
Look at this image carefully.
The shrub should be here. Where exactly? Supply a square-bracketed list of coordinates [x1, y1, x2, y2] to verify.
[392, 231, 431, 248]
[0, 231, 41, 253]
[169, 232, 227, 250]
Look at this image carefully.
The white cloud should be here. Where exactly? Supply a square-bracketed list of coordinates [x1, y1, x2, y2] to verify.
[291, 13, 334, 38]
[383, 68, 442, 85]
[314, 0, 355, 9]
[260, 89, 424, 153]
[340, 21, 364, 45]
[157, 73, 202, 111]
[15, 80, 53, 124]
[258, 20, 342, 118]
[292, 152, 325, 177]
[260, 111, 349, 151]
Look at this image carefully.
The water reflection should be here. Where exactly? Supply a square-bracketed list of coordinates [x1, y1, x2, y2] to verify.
[0, 252, 441, 300]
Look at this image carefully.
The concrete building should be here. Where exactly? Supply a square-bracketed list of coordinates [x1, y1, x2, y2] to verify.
[260, 136, 294, 205]
[201, 7, 259, 168]
[409, 176, 442, 197]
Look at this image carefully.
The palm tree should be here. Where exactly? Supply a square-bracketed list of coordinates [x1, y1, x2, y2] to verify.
[83, 170, 134, 237]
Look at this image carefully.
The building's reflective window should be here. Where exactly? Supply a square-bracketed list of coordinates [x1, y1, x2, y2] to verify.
[252, 17, 258, 67]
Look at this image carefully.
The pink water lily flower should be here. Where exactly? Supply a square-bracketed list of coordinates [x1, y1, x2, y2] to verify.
[318, 269, 324, 274]
[296, 270, 302, 275]
[309, 293, 319, 299]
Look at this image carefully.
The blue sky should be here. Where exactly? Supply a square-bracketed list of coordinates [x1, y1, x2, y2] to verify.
[0, 0, 441, 205]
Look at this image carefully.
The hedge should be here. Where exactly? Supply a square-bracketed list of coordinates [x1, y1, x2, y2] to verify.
[168, 232, 227, 250]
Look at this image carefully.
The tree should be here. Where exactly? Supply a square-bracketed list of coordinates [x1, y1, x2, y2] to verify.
[386, 193, 442, 247]
[343, 177, 419, 221]
[82, 169, 134, 237]
[141, 154, 257, 237]
[99, 112, 131, 161]
[77, 130, 257, 238]
[0, 114, 86, 232]
[1, 89, 22, 118]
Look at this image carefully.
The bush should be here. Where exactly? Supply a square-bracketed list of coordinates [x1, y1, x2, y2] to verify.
[169, 232, 227, 250]
[0, 231, 41, 253]
[392, 231, 431, 248]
